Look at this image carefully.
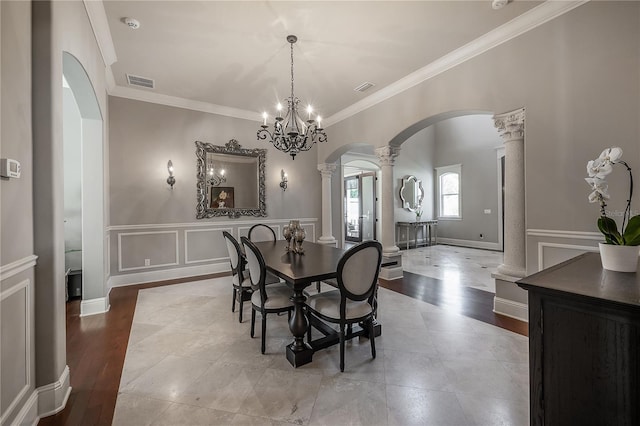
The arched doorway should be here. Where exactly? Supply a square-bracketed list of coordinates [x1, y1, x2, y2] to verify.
[62, 52, 107, 315]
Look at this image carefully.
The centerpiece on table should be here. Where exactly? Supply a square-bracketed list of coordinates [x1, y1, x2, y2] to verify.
[283, 220, 306, 254]
[585, 147, 640, 272]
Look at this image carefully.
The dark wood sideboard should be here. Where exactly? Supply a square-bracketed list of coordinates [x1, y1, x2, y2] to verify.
[517, 253, 640, 426]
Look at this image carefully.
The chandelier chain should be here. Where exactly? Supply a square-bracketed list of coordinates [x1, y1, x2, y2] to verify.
[290, 40, 295, 102]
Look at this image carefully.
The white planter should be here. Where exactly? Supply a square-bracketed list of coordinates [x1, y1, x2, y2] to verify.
[598, 243, 640, 272]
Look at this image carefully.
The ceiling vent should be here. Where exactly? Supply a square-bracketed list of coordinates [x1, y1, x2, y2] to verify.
[126, 74, 155, 89]
[354, 82, 375, 92]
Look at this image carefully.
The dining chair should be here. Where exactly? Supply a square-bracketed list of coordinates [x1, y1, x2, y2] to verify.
[305, 240, 382, 371]
[241, 237, 294, 354]
[222, 231, 252, 323]
[248, 223, 277, 242]
[248, 223, 285, 286]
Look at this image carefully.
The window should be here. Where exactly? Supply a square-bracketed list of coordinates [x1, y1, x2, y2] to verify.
[436, 164, 461, 219]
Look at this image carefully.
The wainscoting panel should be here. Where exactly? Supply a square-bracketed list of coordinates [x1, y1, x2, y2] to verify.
[526, 229, 601, 274]
[537, 242, 599, 271]
[118, 231, 179, 272]
[105, 234, 111, 279]
[185, 228, 232, 264]
[109, 219, 318, 285]
[238, 224, 283, 240]
[1, 279, 31, 424]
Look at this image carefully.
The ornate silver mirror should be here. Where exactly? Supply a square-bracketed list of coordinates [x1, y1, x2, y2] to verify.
[196, 139, 266, 218]
[399, 175, 424, 212]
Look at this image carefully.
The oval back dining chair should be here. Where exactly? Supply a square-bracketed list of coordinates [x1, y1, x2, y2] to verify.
[248, 224, 284, 285]
[248, 223, 277, 242]
[241, 237, 294, 354]
[305, 240, 383, 371]
[222, 231, 252, 323]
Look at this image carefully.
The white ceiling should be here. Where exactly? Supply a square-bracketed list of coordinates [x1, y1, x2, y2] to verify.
[101, 1, 552, 124]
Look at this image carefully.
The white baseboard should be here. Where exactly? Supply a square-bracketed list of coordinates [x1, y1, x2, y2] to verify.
[10, 389, 38, 426]
[108, 262, 229, 288]
[379, 265, 403, 280]
[80, 297, 111, 317]
[37, 365, 71, 419]
[493, 296, 528, 323]
[437, 238, 501, 251]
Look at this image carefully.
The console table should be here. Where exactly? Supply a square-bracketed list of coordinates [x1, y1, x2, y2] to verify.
[517, 253, 640, 426]
[396, 220, 437, 249]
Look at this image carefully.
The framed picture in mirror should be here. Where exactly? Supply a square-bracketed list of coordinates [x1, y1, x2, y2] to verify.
[210, 187, 234, 209]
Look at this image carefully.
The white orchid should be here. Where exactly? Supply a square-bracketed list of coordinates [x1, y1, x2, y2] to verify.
[586, 159, 612, 179]
[585, 146, 640, 246]
[598, 147, 623, 164]
[585, 177, 609, 202]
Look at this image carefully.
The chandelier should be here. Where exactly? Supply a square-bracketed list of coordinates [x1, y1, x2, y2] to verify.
[257, 35, 327, 160]
[206, 158, 226, 186]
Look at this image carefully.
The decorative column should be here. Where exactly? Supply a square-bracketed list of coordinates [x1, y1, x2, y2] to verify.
[375, 146, 401, 256]
[317, 163, 337, 246]
[494, 108, 526, 278]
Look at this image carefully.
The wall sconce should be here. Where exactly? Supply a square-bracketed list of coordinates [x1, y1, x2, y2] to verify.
[167, 160, 175, 188]
[280, 169, 288, 191]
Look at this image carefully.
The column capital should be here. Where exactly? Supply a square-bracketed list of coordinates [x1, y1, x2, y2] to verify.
[317, 163, 337, 177]
[494, 108, 525, 143]
[375, 146, 401, 166]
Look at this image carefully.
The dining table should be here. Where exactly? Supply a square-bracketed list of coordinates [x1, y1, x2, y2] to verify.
[252, 240, 382, 367]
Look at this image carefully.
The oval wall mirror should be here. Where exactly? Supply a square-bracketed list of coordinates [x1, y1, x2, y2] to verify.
[399, 175, 424, 211]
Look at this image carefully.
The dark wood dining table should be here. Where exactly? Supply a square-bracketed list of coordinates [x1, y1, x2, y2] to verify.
[252, 240, 345, 367]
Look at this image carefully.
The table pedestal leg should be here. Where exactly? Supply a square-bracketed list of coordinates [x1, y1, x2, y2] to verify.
[286, 288, 313, 367]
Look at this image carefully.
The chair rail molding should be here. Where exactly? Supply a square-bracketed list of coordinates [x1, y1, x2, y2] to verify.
[0, 254, 38, 281]
[527, 228, 602, 240]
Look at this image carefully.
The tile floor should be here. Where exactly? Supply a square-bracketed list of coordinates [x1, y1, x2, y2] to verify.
[402, 245, 503, 293]
[114, 273, 528, 425]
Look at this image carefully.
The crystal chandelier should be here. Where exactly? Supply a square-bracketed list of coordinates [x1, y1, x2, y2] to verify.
[257, 35, 327, 160]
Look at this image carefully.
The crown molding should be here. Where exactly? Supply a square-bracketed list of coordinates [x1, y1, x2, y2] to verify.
[94, 0, 588, 125]
[324, 0, 589, 127]
[109, 85, 261, 122]
[83, 0, 117, 66]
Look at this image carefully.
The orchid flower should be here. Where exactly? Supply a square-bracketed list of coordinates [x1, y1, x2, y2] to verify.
[598, 147, 623, 164]
[587, 159, 612, 178]
[585, 177, 609, 200]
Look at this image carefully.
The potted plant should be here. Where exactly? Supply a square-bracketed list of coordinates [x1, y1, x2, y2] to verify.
[585, 147, 640, 271]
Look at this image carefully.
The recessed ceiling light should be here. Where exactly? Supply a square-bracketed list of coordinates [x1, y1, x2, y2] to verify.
[121, 17, 141, 29]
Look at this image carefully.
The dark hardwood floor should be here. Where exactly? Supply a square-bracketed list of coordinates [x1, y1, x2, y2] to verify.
[379, 272, 528, 336]
[39, 271, 527, 425]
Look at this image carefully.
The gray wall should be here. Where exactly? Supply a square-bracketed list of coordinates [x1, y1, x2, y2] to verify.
[322, 1, 639, 272]
[433, 114, 502, 245]
[108, 96, 322, 280]
[0, 1, 36, 423]
[63, 87, 83, 271]
[394, 126, 435, 222]
[1, 0, 110, 418]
